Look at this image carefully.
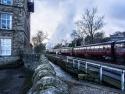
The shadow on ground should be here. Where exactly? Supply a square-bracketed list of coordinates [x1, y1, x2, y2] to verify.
[0, 66, 33, 94]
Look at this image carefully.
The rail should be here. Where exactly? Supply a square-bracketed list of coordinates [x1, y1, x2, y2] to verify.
[67, 56, 125, 91]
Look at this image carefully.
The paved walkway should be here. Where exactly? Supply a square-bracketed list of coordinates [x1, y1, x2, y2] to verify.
[0, 66, 33, 94]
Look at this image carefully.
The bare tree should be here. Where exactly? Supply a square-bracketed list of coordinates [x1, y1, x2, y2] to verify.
[61, 39, 68, 47]
[71, 30, 85, 46]
[71, 30, 80, 39]
[32, 31, 48, 53]
[32, 37, 37, 47]
[71, 30, 78, 47]
[76, 8, 104, 44]
[32, 31, 48, 47]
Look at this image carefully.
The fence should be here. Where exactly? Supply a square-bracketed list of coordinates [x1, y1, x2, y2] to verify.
[23, 53, 41, 63]
[67, 56, 125, 91]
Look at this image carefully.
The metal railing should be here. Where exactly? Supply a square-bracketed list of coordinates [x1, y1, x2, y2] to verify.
[67, 56, 125, 91]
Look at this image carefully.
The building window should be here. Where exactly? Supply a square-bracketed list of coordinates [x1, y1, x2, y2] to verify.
[1, 0, 13, 5]
[0, 13, 12, 30]
[0, 39, 11, 56]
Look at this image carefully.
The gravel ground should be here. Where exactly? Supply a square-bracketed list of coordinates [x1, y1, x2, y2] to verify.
[68, 80, 120, 94]
[50, 62, 122, 94]
[70, 86, 118, 94]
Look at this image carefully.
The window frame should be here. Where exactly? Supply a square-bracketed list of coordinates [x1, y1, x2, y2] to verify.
[0, 38, 12, 56]
[1, 0, 13, 5]
[0, 12, 13, 30]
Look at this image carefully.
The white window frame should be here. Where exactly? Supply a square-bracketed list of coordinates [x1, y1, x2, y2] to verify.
[0, 12, 12, 30]
[1, 0, 13, 5]
[0, 38, 11, 56]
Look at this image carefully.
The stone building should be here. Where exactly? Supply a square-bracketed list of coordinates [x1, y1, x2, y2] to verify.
[0, 0, 34, 56]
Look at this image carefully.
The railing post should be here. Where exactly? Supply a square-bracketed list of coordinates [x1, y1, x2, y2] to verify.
[67, 56, 68, 63]
[85, 61, 88, 73]
[73, 59, 75, 68]
[78, 60, 80, 70]
[121, 70, 124, 91]
[100, 66, 103, 82]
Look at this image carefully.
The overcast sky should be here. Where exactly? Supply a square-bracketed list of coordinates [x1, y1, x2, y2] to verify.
[31, 0, 125, 47]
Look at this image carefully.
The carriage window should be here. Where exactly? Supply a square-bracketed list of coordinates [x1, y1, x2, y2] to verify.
[101, 45, 104, 48]
[82, 47, 85, 50]
[115, 44, 124, 48]
[105, 45, 108, 48]
[103, 45, 106, 48]
[95, 46, 97, 49]
[105, 45, 107, 48]
[121, 43, 125, 48]
[103, 45, 108, 48]
[92, 46, 95, 49]
[99, 46, 103, 49]
[108, 45, 111, 48]
[94, 46, 96, 49]
[120, 44, 123, 48]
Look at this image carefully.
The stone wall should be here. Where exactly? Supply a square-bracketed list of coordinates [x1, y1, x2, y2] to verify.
[26, 55, 69, 94]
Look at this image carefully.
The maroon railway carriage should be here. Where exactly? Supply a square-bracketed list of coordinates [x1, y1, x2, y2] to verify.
[73, 42, 114, 59]
[115, 40, 125, 63]
[60, 47, 73, 56]
[48, 40, 125, 65]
